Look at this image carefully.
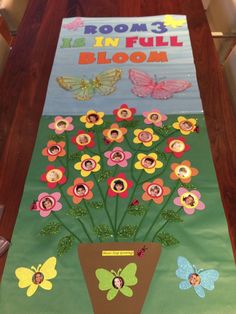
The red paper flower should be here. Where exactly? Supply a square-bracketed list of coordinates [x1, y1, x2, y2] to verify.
[71, 130, 95, 150]
[67, 178, 94, 204]
[164, 137, 190, 158]
[113, 104, 136, 121]
[107, 173, 133, 198]
[170, 160, 199, 183]
[40, 166, 66, 188]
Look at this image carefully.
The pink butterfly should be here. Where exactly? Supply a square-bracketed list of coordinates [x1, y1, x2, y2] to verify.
[128, 69, 191, 100]
[63, 17, 84, 30]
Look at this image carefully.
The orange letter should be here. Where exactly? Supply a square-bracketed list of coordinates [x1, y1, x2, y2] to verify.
[130, 51, 146, 63]
[78, 52, 96, 64]
[112, 52, 128, 64]
[147, 51, 168, 62]
[97, 52, 111, 64]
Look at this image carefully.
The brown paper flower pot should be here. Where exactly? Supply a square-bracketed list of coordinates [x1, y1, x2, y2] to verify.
[78, 242, 161, 314]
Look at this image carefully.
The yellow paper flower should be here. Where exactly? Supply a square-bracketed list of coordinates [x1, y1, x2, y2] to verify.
[133, 128, 159, 147]
[135, 153, 163, 174]
[15, 257, 57, 297]
[74, 154, 101, 177]
[80, 110, 104, 128]
[172, 116, 197, 135]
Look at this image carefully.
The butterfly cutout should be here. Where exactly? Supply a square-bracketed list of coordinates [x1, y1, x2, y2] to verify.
[128, 69, 191, 100]
[164, 15, 186, 29]
[95, 262, 138, 300]
[176, 256, 219, 298]
[63, 17, 84, 30]
[57, 68, 122, 101]
[15, 257, 57, 297]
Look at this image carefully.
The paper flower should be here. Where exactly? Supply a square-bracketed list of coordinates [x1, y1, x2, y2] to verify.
[113, 104, 136, 121]
[142, 179, 171, 204]
[133, 128, 159, 147]
[107, 173, 133, 198]
[80, 110, 104, 128]
[103, 123, 127, 143]
[164, 137, 190, 158]
[40, 166, 66, 188]
[74, 154, 101, 177]
[71, 130, 95, 150]
[34, 192, 62, 217]
[173, 187, 205, 215]
[67, 178, 94, 204]
[15, 257, 57, 297]
[48, 116, 74, 134]
[42, 140, 66, 161]
[104, 147, 132, 167]
[143, 109, 167, 127]
[172, 116, 197, 135]
[135, 153, 163, 174]
[170, 160, 199, 183]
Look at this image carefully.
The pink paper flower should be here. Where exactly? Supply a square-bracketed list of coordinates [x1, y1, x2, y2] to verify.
[48, 116, 74, 134]
[107, 173, 133, 198]
[34, 192, 62, 217]
[173, 187, 205, 215]
[143, 109, 167, 127]
[104, 147, 132, 167]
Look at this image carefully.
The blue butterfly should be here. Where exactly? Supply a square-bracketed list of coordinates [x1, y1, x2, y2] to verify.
[176, 256, 219, 298]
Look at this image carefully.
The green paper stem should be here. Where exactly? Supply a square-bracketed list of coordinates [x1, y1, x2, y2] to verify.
[116, 171, 143, 232]
[92, 173, 116, 238]
[114, 195, 119, 240]
[51, 211, 82, 243]
[58, 185, 93, 243]
[65, 132, 70, 180]
[83, 200, 102, 242]
[143, 180, 180, 241]
[95, 128, 104, 168]
[151, 207, 183, 242]
[133, 200, 152, 241]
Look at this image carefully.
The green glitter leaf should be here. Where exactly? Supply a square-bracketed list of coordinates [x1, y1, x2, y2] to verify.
[118, 225, 137, 238]
[155, 149, 168, 162]
[57, 235, 74, 256]
[154, 232, 179, 247]
[157, 125, 173, 137]
[128, 204, 146, 216]
[66, 206, 87, 218]
[69, 151, 83, 161]
[89, 201, 104, 209]
[94, 225, 113, 238]
[180, 182, 197, 189]
[40, 222, 62, 236]
[49, 134, 65, 141]
[96, 170, 113, 182]
[161, 210, 183, 222]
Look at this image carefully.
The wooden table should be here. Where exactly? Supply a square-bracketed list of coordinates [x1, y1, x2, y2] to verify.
[0, 0, 236, 281]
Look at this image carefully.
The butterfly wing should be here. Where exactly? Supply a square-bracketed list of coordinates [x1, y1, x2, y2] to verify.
[63, 18, 84, 30]
[95, 268, 114, 291]
[194, 285, 206, 298]
[15, 267, 34, 288]
[120, 262, 138, 286]
[176, 256, 194, 280]
[93, 68, 122, 96]
[200, 270, 219, 291]
[39, 257, 57, 280]
[129, 69, 155, 97]
[120, 286, 134, 297]
[57, 76, 94, 101]
[152, 80, 191, 99]
[107, 287, 119, 301]
[179, 280, 191, 290]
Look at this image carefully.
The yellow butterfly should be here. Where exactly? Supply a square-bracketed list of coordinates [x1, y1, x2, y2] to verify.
[57, 68, 122, 101]
[15, 256, 57, 297]
[164, 15, 186, 29]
